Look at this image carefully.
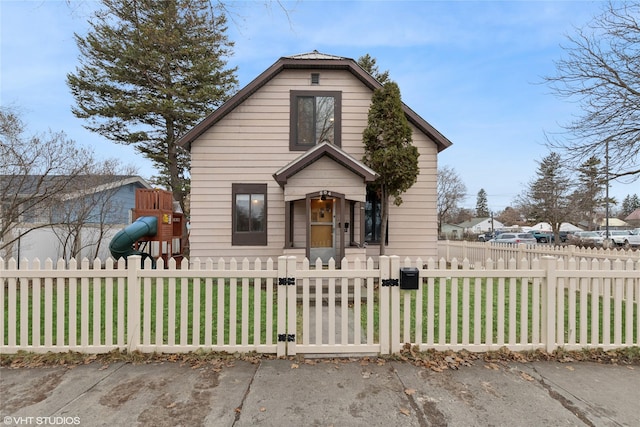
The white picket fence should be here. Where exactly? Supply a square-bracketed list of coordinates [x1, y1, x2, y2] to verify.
[1, 254, 638, 356]
[438, 240, 640, 268]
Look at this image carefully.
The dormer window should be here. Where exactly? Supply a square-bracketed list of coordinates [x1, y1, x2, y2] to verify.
[290, 90, 341, 151]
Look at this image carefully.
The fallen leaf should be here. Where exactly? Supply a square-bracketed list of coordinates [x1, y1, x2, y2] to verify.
[485, 363, 500, 371]
[565, 366, 575, 371]
[291, 363, 299, 369]
[259, 407, 266, 412]
[399, 407, 411, 416]
[520, 372, 534, 382]
[404, 388, 416, 396]
[166, 402, 177, 409]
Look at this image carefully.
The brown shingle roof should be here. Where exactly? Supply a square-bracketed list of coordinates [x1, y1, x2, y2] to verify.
[625, 208, 640, 221]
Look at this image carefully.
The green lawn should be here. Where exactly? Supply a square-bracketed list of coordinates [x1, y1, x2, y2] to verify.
[3, 278, 280, 347]
[3, 276, 637, 348]
[360, 277, 637, 345]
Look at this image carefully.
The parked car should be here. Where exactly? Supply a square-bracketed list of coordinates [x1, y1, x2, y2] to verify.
[478, 232, 493, 242]
[572, 231, 604, 246]
[558, 231, 572, 242]
[491, 233, 537, 245]
[530, 230, 553, 243]
[600, 229, 631, 241]
[610, 230, 640, 248]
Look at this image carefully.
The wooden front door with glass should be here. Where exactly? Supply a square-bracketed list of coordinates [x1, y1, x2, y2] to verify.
[309, 198, 335, 263]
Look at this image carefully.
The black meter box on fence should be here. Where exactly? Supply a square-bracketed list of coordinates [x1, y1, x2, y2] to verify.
[399, 267, 419, 290]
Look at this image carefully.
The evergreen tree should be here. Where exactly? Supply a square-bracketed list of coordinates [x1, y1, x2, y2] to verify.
[476, 188, 489, 217]
[357, 54, 390, 84]
[570, 156, 606, 228]
[522, 152, 572, 240]
[362, 81, 419, 255]
[621, 194, 640, 217]
[67, 0, 238, 211]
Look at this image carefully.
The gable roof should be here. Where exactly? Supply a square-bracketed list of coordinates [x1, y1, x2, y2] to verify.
[1, 175, 151, 199]
[457, 217, 492, 228]
[625, 208, 640, 221]
[177, 51, 453, 152]
[273, 141, 378, 187]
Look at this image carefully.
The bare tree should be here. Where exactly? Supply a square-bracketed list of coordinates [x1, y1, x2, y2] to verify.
[495, 206, 525, 227]
[544, 1, 640, 180]
[1, 107, 137, 261]
[50, 160, 137, 261]
[437, 166, 467, 235]
[0, 107, 93, 255]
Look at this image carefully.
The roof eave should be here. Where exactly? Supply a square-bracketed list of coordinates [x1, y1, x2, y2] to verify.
[177, 55, 453, 153]
[273, 142, 378, 188]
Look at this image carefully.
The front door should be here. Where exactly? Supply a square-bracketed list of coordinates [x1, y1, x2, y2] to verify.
[309, 198, 335, 264]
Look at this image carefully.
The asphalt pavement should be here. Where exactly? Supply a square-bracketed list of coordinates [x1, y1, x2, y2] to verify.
[1, 357, 638, 427]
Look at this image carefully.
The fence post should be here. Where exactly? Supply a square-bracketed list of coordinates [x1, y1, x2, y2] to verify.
[286, 256, 297, 356]
[541, 256, 557, 353]
[389, 255, 401, 354]
[276, 256, 288, 357]
[379, 255, 390, 354]
[126, 255, 142, 353]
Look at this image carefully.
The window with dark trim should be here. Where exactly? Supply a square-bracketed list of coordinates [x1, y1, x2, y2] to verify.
[232, 183, 267, 246]
[290, 91, 341, 150]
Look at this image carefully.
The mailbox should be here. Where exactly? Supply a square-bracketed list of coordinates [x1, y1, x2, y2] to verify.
[400, 267, 419, 290]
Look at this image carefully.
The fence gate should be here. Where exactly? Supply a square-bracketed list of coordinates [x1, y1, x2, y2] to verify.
[276, 255, 401, 357]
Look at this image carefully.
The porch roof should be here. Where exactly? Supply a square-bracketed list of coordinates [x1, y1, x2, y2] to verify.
[272, 142, 378, 187]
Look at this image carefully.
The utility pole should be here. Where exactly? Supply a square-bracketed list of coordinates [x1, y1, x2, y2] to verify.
[604, 139, 611, 248]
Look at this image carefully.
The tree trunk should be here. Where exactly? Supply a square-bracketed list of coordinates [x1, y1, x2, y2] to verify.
[380, 186, 389, 256]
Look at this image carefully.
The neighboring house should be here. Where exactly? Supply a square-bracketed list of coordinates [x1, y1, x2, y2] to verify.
[178, 51, 452, 265]
[596, 217, 630, 230]
[529, 222, 582, 232]
[457, 218, 505, 234]
[440, 223, 465, 240]
[624, 208, 640, 227]
[1, 175, 151, 261]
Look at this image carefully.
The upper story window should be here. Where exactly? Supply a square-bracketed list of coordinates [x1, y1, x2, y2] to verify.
[290, 91, 341, 151]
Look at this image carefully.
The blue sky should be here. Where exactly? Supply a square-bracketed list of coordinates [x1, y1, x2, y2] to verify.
[1, 0, 636, 212]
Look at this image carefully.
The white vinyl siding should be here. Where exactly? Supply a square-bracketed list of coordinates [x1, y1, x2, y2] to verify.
[283, 157, 367, 202]
[189, 68, 439, 262]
